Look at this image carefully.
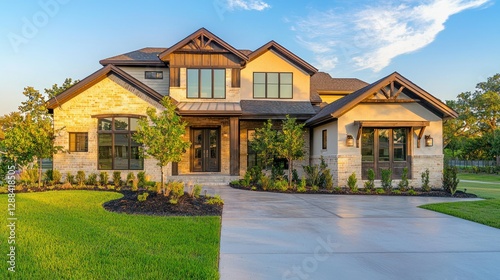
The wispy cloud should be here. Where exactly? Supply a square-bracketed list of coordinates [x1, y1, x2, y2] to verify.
[293, 0, 490, 72]
[226, 0, 271, 11]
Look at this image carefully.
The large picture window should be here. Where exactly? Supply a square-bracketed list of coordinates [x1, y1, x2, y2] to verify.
[187, 69, 225, 99]
[97, 117, 143, 170]
[253, 72, 292, 99]
[361, 128, 409, 179]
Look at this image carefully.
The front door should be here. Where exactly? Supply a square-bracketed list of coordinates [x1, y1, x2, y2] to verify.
[361, 128, 410, 179]
[191, 128, 220, 172]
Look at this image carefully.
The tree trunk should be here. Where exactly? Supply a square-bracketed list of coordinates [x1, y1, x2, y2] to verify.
[288, 158, 292, 187]
[38, 158, 42, 188]
[160, 165, 165, 194]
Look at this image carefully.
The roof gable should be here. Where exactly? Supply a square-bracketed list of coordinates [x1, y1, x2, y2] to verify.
[47, 65, 165, 110]
[306, 72, 458, 126]
[158, 28, 248, 63]
[248, 41, 318, 75]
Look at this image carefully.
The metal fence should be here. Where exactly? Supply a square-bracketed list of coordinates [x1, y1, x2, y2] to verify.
[447, 159, 497, 168]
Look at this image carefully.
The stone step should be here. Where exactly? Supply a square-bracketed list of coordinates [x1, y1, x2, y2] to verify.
[168, 175, 239, 186]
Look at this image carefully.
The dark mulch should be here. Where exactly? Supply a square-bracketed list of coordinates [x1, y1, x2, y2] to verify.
[229, 183, 477, 198]
[103, 191, 223, 216]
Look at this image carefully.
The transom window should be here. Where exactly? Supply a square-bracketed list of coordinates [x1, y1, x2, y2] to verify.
[361, 128, 409, 179]
[69, 132, 88, 152]
[187, 69, 225, 99]
[97, 117, 143, 170]
[253, 72, 292, 99]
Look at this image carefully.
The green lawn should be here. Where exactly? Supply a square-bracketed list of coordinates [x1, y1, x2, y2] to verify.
[0, 191, 220, 279]
[420, 173, 500, 229]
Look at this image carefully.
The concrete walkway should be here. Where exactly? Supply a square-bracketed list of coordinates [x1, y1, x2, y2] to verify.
[213, 186, 500, 280]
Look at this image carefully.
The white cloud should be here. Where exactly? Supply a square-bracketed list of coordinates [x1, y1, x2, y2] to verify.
[293, 0, 490, 72]
[226, 0, 271, 11]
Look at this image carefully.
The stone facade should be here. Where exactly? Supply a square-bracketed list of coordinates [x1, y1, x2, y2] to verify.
[52, 76, 162, 182]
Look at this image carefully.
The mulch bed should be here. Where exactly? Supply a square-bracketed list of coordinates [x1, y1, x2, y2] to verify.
[103, 191, 223, 216]
[229, 184, 477, 198]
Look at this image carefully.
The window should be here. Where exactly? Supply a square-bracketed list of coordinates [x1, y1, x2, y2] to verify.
[187, 69, 225, 98]
[253, 72, 292, 99]
[361, 128, 410, 179]
[145, 71, 163, 79]
[69, 133, 88, 152]
[322, 130, 327, 150]
[97, 117, 143, 170]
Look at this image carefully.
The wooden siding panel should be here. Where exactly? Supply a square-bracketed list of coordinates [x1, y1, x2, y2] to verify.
[169, 53, 241, 68]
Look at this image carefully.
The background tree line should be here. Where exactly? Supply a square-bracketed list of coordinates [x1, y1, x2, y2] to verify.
[444, 73, 500, 162]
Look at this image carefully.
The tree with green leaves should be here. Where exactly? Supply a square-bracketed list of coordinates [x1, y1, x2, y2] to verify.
[45, 78, 79, 98]
[250, 119, 278, 169]
[276, 115, 305, 186]
[133, 97, 191, 193]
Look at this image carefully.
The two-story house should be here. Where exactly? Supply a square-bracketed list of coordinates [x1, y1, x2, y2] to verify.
[47, 28, 457, 187]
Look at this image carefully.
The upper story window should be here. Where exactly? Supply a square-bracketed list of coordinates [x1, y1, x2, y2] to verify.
[145, 71, 163, 79]
[187, 69, 225, 99]
[253, 72, 293, 99]
[97, 116, 143, 170]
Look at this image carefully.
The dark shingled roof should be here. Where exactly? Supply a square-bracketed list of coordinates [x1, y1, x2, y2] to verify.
[240, 100, 316, 120]
[100, 48, 167, 66]
[306, 72, 458, 126]
[310, 72, 369, 103]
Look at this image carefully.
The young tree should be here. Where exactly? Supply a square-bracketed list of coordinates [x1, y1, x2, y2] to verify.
[250, 119, 278, 170]
[133, 97, 191, 193]
[276, 115, 305, 186]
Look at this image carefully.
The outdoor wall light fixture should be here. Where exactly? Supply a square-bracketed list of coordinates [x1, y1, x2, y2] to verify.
[425, 135, 433, 147]
[346, 134, 354, 147]
[223, 132, 229, 138]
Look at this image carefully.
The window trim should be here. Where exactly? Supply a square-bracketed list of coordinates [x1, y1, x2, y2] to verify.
[322, 130, 327, 150]
[69, 132, 88, 152]
[253, 72, 293, 99]
[186, 68, 226, 99]
[145, 71, 163, 79]
[97, 117, 144, 170]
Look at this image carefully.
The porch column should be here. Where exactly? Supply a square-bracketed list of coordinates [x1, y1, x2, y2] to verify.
[229, 117, 240, 176]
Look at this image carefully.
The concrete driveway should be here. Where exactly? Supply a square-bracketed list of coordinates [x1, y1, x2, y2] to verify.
[213, 186, 500, 280]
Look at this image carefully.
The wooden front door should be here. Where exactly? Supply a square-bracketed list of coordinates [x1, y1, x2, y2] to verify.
[191, 128, 220, 172]
[361, 128, 411, 179]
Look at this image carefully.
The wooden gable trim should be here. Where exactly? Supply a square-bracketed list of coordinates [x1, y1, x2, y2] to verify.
[354, 120, 430, 148]
[46, 65, 165, 110]
[248, 41, 318, 75]
[158, 28, 248, 63]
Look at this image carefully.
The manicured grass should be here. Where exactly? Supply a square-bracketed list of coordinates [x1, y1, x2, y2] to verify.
[421, 173, 500, 229]
[420, 199, 500, 229]
[0, 191, 220, 279]
[458, 173, 500, 199]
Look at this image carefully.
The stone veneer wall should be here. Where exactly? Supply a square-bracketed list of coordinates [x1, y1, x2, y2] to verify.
[52, 76, 163, 182]
[310, 154, 444, 189]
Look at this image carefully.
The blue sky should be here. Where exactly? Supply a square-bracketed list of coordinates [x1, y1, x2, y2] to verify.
[0, 0, 498, 115]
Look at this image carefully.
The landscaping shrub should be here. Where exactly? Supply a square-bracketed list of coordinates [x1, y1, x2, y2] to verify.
[99, 172, 109, 186]
[167, 181, 184, 200]
[408, 189, 417, 195]
[137, 171, 147, 188]
[392, 190, 401, 195]
[421, 169, 431, 192]
[347, 172, 358, 193]
[44, 169, 62, 185]
[292, 169, 299, 184]
[381, 169, 392, 192]
[193, 184, 202, 198]
[206, 194, 224, 205]
[131, 179, 139, 191]
[65, 172, 75, 185]
[137, 192, 149, 202]
[113, 171, 122, 188]
[271, 162, 285, 181]
[398, 167, 409, 192]
[274, 180, 289, 192]
[304, 156, 334, 189]
[322, 168, 334, 190]
[443, 166, 459, 195]
[297, 176, 307, 192]
[87, 173, 98, 186]
[126, 172, 136, 186]
[247, 166, 263, 186]
[20, 168, 38, 186]
[364, 169, 375, 191]
[241, 172, 251, 187]
[76, 171, 86, 187]
[260, 175, 271, 191]
[303, 164, 321, 187]
[376, 188, 385, 194]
